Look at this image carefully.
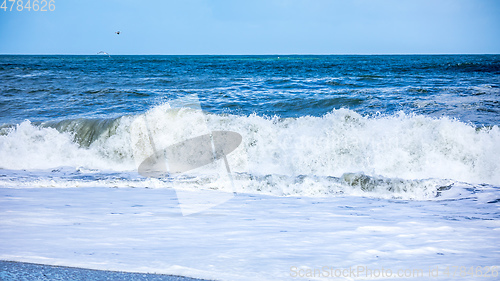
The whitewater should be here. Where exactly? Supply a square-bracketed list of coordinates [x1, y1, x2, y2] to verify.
[1, 105, 499, 198]
[1, 55, 499, 280]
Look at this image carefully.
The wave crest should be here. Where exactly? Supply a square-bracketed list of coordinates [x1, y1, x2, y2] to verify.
[1, 105, 499, 188]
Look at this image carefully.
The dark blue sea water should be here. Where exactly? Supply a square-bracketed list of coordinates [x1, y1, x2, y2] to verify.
[1, 55, 499, 125]
[1, 55, 499, 198]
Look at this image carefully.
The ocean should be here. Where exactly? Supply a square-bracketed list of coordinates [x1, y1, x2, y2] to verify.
[1, 55, 499, 280]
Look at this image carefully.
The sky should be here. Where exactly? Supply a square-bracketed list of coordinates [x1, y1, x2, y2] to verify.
[0, 0, 499, 55]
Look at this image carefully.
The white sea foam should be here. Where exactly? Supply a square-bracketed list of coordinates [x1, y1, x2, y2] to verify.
[1, 187, 499, 280]
[1, 105, 499, 199]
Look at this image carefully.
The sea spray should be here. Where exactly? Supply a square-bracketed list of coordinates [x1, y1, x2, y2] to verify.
[1, 105, 499, 200]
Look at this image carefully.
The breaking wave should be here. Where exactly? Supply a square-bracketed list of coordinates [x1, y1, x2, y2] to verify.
[1, 104, 499, 199]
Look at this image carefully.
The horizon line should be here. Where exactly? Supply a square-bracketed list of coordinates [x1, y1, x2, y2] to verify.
[1, 53, 499, 56]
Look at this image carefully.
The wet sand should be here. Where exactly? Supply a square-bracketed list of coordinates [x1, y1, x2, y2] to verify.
[0, 260, 211, 281]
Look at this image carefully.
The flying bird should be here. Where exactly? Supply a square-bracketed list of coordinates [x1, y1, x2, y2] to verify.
[115, 31, 120, 35]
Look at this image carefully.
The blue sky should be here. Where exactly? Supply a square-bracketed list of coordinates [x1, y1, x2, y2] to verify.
[1, 0, 499, 54]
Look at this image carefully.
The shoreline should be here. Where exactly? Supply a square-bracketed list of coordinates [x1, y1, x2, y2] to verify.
[1, 186, 499, 280]
[0, 260, 211, 281]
